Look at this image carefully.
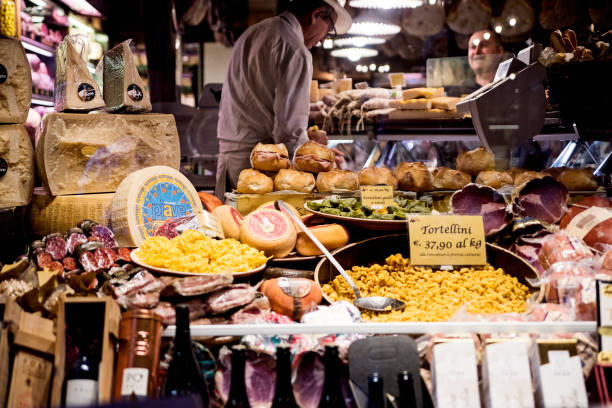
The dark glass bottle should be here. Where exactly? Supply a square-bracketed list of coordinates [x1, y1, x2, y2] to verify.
[63, 353, 99, 407]
[162, 306, 209, 406]
[318, 345, 347, 408]
[225, 345, 250, 408]
[397, 371, 417, 408]
[367, 372, 385, 408]
[271, 346, 298, 408]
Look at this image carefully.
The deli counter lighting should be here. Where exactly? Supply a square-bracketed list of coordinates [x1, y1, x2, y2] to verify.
[334, 36, 386, 47]
[331, 47, 378, 61]
[348, 22, 401, 36]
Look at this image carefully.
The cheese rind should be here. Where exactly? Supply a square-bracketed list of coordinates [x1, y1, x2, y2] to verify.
[0, 124, 34, 208]
[0, 38, 32, 124]
[110, 166, 205, 247]
[54, 38, 105, 112]
[401, 87, 444, 99]
[430, 96, 461, 110]
[29, 188, 114, 237]
[36, 112, 180, 195]
[102, 40, 152, 112]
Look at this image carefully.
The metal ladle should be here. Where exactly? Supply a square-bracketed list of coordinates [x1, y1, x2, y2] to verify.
[275, 200, 405, 312]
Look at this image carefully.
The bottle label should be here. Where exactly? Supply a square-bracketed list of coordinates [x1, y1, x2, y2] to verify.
[65, 379, 98, 406]
[121, 367, 149, 399]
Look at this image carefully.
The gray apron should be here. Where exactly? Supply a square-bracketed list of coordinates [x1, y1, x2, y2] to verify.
[214, 141, 253, 201]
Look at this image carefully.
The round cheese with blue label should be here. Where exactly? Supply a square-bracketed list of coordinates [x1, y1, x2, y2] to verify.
[111, 165, 205, 247]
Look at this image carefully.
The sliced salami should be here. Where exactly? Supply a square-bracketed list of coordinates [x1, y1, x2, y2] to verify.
[117, 247, 133, 263]
[66, 232, 88, 254]
[75, 241, 105, 258]
[79, 220, 98, 234]
[36, 252, 54, 269]
[80, 251, 99, 272]
[48, 261, 64, 273]
[94, 247, 118, 270]
[45, 236, 68, 261]
[62, 256, 78, 271]
[91, 225, 118, 249]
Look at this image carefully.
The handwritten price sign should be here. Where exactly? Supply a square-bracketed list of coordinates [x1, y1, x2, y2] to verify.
[408, 215, 486, 266]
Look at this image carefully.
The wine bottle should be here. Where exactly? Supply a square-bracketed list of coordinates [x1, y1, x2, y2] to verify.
[63, 353, 98, 407]
[397, 371, 417, 408]
[162, 306, 209, 406]
[271, 346, 298, 408]
[225, 345, 250, 408]
[367, 372, 385, 408]
[318, 345, 346, 408]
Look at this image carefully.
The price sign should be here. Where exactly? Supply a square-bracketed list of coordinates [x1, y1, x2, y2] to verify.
[408, 215, 486, 266]
[360, 185, 394, 209]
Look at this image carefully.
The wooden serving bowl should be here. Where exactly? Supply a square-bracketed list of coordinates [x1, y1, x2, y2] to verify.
[314, 234, 539, 305]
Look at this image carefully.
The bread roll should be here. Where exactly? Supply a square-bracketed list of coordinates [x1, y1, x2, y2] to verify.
[296, 224, 349, 256]
[358, 167, 398, 188]
[294, 141, 335, 173]
[394, 162, 434, 192]
[555, 167, 598, 191]
[236, 168, 273, 194]
[432, 166, 471, 190]
[456, 146, 495, 176]
[274, 169, 315, 193]
[250, 143, 290, 172]
[513, 170, 545, 186]
[315, 170, 359, 192]
[475, 170, 513, 189]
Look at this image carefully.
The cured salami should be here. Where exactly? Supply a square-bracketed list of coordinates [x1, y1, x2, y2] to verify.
[62, 256, 78, 271]
[80, 251, 99, 272]
[117, 247, 133, 263]
[91, 225, 118, 249]
[94, 247, 118, 270]
[66, 232, 88, 254]
[48, 261, 64, 273]
[79, 219, 98, 235]
[45, 236, 68, 260]
[36, 251, 53, 269]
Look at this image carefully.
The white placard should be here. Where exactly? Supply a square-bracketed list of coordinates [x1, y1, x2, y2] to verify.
[120, 367, 149, 399]
[539, 351, 588, 408]
[432, 340, 481, 408]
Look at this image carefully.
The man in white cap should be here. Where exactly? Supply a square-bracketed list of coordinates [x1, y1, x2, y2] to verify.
[215, 0, 352, 198]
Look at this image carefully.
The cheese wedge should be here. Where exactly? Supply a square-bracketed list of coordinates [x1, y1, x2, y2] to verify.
[430, 96, 461, 111]
[36, 113, 180, 195]
[54, 37, 105, 112]
[0, 38, 32, 124]
[389, 98, 432, 110]
[401, 87, 444, 99]
[102, 39, 152, 112]
[0, 124, 34, 208]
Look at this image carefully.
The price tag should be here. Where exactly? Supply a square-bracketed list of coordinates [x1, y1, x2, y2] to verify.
[360, 185, 394, 209]
[408, 215, 486, 266]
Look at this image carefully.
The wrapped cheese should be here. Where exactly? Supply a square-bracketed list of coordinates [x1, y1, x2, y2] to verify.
[36, 113, 180, 195]
[101, 39, 152, 112]
[0, 124, 34, 208]
[54, 35, 105, 112]
[0, 38, 32, 124]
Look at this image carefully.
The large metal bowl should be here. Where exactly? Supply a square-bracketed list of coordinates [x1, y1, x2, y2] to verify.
[315, 234, 539, 305]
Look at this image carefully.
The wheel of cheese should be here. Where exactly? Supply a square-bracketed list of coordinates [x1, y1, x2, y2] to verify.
[111, 166, 204, 247]
[255, 201, 302, 230]
[212, 205, 243, 240]
[239, 209, 296, 258]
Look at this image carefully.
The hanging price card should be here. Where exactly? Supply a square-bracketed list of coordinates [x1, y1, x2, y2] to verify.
[360, 185, 395, 209]
[408, 215, 486, 266]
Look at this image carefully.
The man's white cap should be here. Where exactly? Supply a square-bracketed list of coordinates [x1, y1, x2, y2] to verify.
[322, 0, 352, 34]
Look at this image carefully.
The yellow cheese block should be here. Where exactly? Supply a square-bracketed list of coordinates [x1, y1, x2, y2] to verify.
[36, 112, 180, 195]
[401, 87, 444, 99]
[430, 96, 461, 111]
[0, 38, 32, 124]
[389, 98, 432, 110]
[388, 108, 465, 120]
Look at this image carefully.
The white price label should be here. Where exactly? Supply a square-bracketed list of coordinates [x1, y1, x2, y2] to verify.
[120, 368, 149, 399]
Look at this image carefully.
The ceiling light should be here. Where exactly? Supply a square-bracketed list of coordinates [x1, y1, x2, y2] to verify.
[350, 0, 422, 9]
[483, 32, 491, 41]
[331, 47, 379, 61]
[356, 65, 363, 72]
[377, 66, 384, 72]
[384, 65, 390, 72]
[334, 36, 386, 47]
[508, 17, 517, 27]
[348, 22, 401, 36]
[369, 64, 377, 71]
[494, 25, 503, 34]
[59, 0, 101, 17]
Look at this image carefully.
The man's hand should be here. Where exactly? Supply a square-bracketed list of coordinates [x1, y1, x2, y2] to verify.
[307, 126, 328, 145]
[330, 147, 345, 168]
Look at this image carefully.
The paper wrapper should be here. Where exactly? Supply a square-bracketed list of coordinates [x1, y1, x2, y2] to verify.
[54, 35, 105, 112]
[101, 39, 152, 112]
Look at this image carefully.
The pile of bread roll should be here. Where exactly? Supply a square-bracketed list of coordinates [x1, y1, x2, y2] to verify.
[237, 143, 599, 195]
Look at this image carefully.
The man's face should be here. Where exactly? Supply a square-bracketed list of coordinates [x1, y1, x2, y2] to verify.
[468, 30, 503, 74]
[303, 8, 337, 49]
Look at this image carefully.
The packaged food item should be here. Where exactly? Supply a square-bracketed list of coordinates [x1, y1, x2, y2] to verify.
[538, 232, 593, 270]
[0, 0, 18, 38]
[101, 39, 152, 112]
[261, 277, 322, 320]
[540, 261, 596, 321]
